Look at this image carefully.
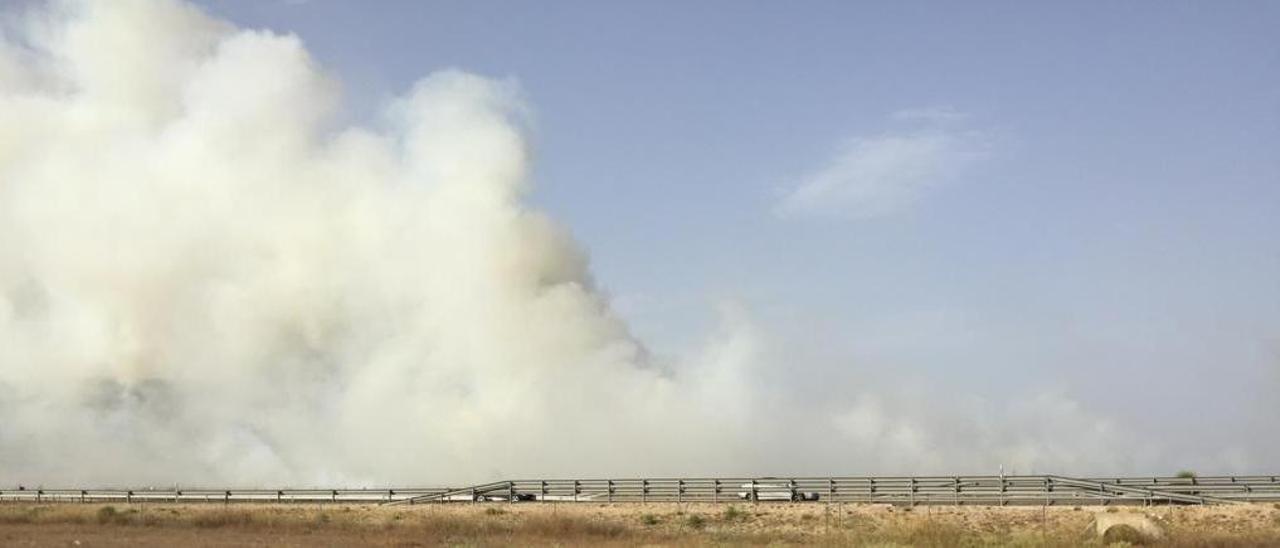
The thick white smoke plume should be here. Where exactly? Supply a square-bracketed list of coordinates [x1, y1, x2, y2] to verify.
[1, 0, 1136, 487]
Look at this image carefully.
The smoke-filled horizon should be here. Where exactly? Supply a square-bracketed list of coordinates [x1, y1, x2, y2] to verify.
[1, 0, 1276, 487]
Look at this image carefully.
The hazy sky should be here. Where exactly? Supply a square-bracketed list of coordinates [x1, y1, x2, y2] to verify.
[182, 1, 1280, 469]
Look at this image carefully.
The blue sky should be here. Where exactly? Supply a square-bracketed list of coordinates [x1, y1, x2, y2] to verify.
[199, 1, 1279, 467]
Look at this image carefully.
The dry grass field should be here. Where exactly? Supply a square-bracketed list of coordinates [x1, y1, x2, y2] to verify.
[1, 501, 1278, 546]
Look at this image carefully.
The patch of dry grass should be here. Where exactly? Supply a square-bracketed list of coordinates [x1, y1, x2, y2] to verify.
[189, 509, 255, 529]
[0, 502, 1276, 546]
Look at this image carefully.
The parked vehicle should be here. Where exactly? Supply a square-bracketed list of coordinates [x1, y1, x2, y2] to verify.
[442, 492, 536, 502]
[737, 482, 820, 502]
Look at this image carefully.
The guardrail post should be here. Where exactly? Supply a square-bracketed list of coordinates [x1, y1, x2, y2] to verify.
[677, 480, 683, 504]
[36, 489, 42, 503]
[828, 478, 834, 503]
[224, 490, 230, 505]
[541, 481, 548, 503]
[750, 480, 758, 503]
[642, 479, 648, 503]
[277, 490, 283, 503]
[574, 480, 580, 502]
[608, 480, 614, 503]
[909, 478, 916, 507]
[126, 490, 133, 504]
[954, 477, 960, 506]
[714, 479, 720, 503]
[81, 490, 87, 504]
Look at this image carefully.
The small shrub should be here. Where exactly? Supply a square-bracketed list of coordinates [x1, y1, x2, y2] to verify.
[0, 510, 33, 525]
[639, 513, 659, 526]
[722, 505, 748, 523]
[192, 510, 254, 529]
[684, 514, 706, 530]
[484, 507, 506, 516]
[1175, 470, 1197, 479]
[96, 506, 118, 525]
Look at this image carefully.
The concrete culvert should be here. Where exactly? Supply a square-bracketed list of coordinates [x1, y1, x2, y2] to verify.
[1092, 513, 1165, 545]
[1103, 524, 1147, 545]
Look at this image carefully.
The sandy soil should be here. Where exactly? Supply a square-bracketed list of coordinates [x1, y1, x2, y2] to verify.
[1, 501, 1278, 546]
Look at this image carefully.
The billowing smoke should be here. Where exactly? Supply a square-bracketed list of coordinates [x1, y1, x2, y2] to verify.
[2, 0, 1138, 487]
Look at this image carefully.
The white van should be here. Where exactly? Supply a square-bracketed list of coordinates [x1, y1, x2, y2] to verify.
[737, 482, 820, 501]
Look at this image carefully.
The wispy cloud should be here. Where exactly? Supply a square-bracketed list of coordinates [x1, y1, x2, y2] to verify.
[775, 110, 990, 220]
[891, 105, 970, 124]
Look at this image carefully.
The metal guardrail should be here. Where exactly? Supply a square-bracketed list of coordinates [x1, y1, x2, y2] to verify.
[4, 475, 1277, 506]
[1087, 476, 1280, 503]
[1044, 476, 1235, 506]
[390, 475, 1280, 506]
[0, 488, 448, 504]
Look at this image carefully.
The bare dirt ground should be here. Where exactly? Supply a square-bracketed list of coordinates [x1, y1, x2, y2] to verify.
[1, 501, 1278, 546]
